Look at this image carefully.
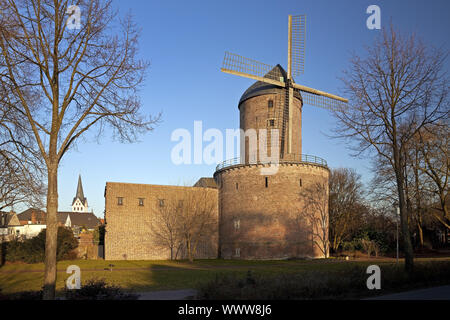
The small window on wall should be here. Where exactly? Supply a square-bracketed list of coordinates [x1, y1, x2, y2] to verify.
[268, 100, 273, 109]
[236, 183, 239, 190]
[234, 219, 240, 231]
[117, 197, 123, 206]
[299, 179, 302, 187]
[267, 119, 275, 127]
[138, 198, 144, 206]
[265, 177, 269, 188]
[235, 248, 241, 257]
[159, 199, 165, 207]
[178, 200, 184, 208]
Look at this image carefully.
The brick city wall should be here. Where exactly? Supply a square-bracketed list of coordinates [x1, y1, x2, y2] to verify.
[214, 163, 329, 260]
[104, 183, 219, 260]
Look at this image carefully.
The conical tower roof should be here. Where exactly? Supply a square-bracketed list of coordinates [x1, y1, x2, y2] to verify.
[238, 64, 302, 107]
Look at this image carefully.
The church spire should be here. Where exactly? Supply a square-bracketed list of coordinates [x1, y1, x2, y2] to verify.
[72, 174, 88, 212]
[76, 174, 85, 201]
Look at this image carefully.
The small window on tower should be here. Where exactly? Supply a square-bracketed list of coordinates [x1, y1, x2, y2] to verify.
[159, 199, 165, 207]
[265, 177, 269, 188]
[138, 198, 144, 206]
[268, 100, 273, 109]
[117, 197, 123, 206]
[267, 119, 275, 127]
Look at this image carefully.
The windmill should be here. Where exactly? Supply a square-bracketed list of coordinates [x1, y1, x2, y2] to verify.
[221, 15, 348, 158]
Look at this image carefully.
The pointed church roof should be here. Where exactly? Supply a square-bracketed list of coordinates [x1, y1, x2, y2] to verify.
[72, 175, 87, 206]
[238, 64, 302, 107]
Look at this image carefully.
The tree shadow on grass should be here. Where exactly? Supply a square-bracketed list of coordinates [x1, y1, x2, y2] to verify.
[126, 262, 240, 297]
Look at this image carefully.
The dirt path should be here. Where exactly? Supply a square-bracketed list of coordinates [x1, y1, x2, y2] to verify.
[366, 285, 450, 300]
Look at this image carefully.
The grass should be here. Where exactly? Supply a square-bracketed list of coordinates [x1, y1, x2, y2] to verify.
[198, 260, 450, 299]
[1, 257, 449, 298]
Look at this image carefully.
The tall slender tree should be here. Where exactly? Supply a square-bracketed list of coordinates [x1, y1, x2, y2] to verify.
[334, 26, 448, 272]
[0, 0, 159, 299]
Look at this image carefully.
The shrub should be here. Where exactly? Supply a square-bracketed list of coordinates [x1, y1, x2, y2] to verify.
[64, 279, 138, 300]
[7, 290, 43, 300]
[0, 288, 7, 301]
[4, 227, 78, 264]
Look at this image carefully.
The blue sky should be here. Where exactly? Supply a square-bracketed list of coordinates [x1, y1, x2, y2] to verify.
[50, 0, 449, 217]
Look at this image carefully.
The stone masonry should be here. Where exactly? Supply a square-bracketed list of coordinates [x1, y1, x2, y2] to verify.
[104, 182, 218, 260]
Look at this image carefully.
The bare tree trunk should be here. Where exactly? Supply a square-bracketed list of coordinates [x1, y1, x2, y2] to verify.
[395, 150, 414, 272]
[43, 164, 58, 300]
[414, 152, 424, 248]
[187, 237, 193, 263]
[417, 223, 424, 248]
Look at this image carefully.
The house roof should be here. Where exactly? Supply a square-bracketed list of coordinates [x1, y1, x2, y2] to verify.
[0, 211, 21, 227]
[18, 208, 46, 223]
[238, 64, 303, 107]
[193, 177, 218, 189]
[58, 211, 100, 229]
[18, 208, 100, 229]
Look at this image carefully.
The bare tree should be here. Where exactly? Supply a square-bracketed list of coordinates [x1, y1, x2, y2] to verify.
[0, 0, 159, 299]
[334, 26, 448, 272]
[298, 182, 329, 258]
[177, 188, 217, 262]
[329, 168, 364, 252]
[150, 198, 184, 260]
[0, 56, 45, 210]
[416, 124, 449, 230]
[0, 153, 45, 210]
[148, 188, 217, 262]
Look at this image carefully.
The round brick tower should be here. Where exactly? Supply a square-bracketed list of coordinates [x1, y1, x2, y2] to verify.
[214, 65, 330, 260]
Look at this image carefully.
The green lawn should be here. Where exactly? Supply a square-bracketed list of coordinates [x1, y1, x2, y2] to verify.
[1, 257, 449, 296]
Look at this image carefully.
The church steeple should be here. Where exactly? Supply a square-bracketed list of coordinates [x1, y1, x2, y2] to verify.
[76, 175, 85, 201]
[72, 175, 88, 212]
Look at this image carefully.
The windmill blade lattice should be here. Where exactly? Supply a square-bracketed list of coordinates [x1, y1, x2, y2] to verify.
[300, 90, 347, 112]
[222, 52, 285, 83]
[291, 15, 306, 78]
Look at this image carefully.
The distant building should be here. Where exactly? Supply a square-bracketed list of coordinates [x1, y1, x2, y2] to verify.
[14, 176, 100, 239]
[0, 211, 22, 239]
[17, 209, 100, 236]
[58, 211, 100, 235]
[72, 175, 89, 212]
